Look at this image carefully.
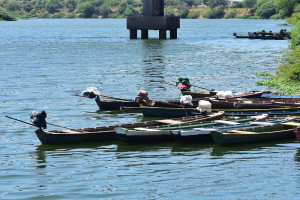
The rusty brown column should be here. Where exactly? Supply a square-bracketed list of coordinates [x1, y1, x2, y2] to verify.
[170, 29, 177, 39]
[130, 29, 137, 39]
[159, 29, 166, 39]
[141, 29, 149, 39]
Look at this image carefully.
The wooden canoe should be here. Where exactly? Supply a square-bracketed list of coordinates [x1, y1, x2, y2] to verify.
[115, 115, 259, 143]
[172, 117, 293, 143]
[208, 98, 296, 109]
[35, 111, 224, 144]
[140, 106, 200, 118]
[217, 107, 300, 117]
[211, 121, 300, 144]
[95, 95, 204, 110]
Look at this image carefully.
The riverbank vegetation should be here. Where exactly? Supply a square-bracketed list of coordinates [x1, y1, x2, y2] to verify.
[0, 0, 298, 20]
[256, 1, 300, 95]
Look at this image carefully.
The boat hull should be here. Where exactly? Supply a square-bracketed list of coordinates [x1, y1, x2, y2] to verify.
[35, 112, 224, 144]
[211, 124, 297, 144]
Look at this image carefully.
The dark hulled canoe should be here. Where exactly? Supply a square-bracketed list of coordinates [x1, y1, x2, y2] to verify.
[172, 117, 291, 143]
[35, 111, 224, 144]
[218, 107, 300, 117]
[115, 115, 257, 143]
[211, 121, 300, 144]
[208, 98, 296, 109]
[182, 90, 264, 99]
[95, 96, 203, 110]
[140, 106, 199, 118]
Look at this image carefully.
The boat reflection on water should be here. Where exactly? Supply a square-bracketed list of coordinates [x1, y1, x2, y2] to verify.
[295, 148, 300, 163]
[210, 138, 295, 157]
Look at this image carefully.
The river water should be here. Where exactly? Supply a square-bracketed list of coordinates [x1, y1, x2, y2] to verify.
[0, 19, 299, 199]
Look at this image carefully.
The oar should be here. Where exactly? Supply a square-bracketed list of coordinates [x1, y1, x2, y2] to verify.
[100, 94, 133, 102]
[5, 116, 39, 127]
[5, 116, 77, 131]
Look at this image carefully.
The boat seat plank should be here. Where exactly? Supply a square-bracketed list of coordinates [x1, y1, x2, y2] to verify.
[249, 121, 274, 125]
[156, 119, 185, 125]
[214, 120, 240, 125]
[134, 128, 160, 131]
[228, 130, 256, 134]
[282, 122, 300, 127]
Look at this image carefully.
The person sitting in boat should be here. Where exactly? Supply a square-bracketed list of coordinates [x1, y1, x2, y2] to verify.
[134, 90, 155, 106]
[176, 77, 192, 91]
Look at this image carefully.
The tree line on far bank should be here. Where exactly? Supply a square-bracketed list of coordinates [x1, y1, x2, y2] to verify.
[0, 0, 299, 21]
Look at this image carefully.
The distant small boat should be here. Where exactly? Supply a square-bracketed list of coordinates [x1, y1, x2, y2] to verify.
[233, 29, 291, 40]
[211, 120, 300, 144]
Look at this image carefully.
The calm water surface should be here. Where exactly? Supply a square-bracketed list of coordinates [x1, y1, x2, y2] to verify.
[0, 19, 299, 199]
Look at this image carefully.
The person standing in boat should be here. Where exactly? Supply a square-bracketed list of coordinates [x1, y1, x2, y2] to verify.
[176, 77, 192, 92]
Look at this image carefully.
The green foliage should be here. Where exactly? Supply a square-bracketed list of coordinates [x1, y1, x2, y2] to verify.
[242, 0, 257, 8]
[7, 0, 22, 11]
[116, 0, 127, 14]
[165, 8, 175, 16]
[187, 10, 200, 19]
[256, 21, 300, 95]
[98, 4, 110, 18]
[178, 5, 189, 18]
[290, 20, 300, 49]
[45, 0, 64, 14]
[255, 0, 276, 19]
[225, 10, 236, 18]
[203, 0, 229, 8]
[203, 5, 225, 18]
[76, 1, 95, 18]
[287, 12, 300, 25]
[274, 0, 297, 18]
[255, 72, 273, 76]
[231, 2, 243, 8]
[0, 5, 16, 20]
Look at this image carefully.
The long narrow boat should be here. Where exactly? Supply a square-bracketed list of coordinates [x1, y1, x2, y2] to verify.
[182, 90, 265, 99]
[211, 121, 300, 144]
[172, 117, 292, 142]
[140, 106, 200, 118]
[218, 107, 300, 117]
[115, 115, 267, 143]
[35, 111, 224, 144]
[95, 95, 204, 110]
[208, 98, 299, 109]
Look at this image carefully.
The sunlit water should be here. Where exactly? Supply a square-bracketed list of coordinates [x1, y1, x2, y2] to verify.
[0, 19, 299, 199]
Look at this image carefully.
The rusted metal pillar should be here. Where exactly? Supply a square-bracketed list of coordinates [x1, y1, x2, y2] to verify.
[159, 29, 166, 39]
[170, 29, 177, 39]
[130, 29, 137, 39]
[141, 29, 149, 39]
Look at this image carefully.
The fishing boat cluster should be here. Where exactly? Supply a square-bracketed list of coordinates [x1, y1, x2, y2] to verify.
[24, 77, 300, 145]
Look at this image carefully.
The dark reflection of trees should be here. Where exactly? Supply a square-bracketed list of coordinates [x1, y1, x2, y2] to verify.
[140, 39, 170, 92]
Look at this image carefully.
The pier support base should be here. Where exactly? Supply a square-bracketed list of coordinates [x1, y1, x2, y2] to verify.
[130, 29, 137, 39]
[141, 29, 149, 39]
[170, 29, 177, 39]
[159, 29, 167, 39]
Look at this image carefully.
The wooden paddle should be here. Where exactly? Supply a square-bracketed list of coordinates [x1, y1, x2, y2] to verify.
[5, 116, 77, 131]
